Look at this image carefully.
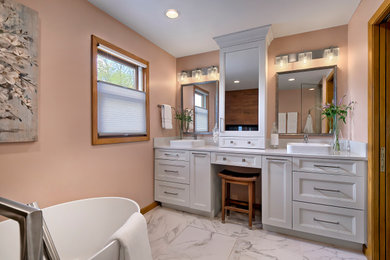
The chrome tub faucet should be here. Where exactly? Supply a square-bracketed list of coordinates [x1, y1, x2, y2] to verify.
[0, 197, 43, 260]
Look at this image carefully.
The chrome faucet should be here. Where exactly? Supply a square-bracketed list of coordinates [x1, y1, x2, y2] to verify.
[303, 134, 309, 143]
[0, 197, 43, 260]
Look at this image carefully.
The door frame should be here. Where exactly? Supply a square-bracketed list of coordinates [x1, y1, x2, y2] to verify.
[367, 1, 390, 259]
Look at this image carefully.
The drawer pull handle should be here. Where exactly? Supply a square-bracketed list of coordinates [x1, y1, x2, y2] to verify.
[164, 191, 178, 196]
[266, 158, 288, 162]
[313, 217, 340, 225]
[160, 164, 185, 168]
[164, 170, 179, 173]
[313, 187, 341, 193]
[314, 164, 341, 169]
[192, 153, 207, 157]
[223, 157, 227, 161]
[164, 153, 179, 157]
[242, 158, 246, 162]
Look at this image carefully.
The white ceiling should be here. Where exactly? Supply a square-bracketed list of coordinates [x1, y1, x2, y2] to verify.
[88, 0, 361, 58]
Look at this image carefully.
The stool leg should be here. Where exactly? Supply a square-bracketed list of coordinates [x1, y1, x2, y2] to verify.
[252, 183, 256, 219]
[248, 182, 253, 229]
[221, 179, 226, 223]
[226, 182, 230, 216]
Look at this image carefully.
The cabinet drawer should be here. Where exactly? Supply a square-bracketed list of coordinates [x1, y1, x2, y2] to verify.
[211, 152, 262, 168]
[155, 149, 189, 161]
[219, 137, 263, 149]
[293, 172, 364, 209]
[293, 158, 365, 176]
[293, 201, 365, 243]
[155, 180, 189, 207]
[155, 159, 189, 184]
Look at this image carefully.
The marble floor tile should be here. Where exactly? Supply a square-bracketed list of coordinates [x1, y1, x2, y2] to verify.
[145, 207, 366, 260]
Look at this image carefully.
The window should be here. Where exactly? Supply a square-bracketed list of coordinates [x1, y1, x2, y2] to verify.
[193, 87, 209, 132]
[91, 35, 150, 144]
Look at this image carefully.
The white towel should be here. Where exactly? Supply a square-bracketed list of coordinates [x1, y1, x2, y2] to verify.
[287, 112, 298, 134]
[278, 113, 286, 134]
[109, 212, 153, 260]
[161, 104, 172, 129]
[304, 114, 314, 133]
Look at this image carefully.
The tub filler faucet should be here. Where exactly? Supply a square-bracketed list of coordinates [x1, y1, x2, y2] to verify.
[0, 197, 43, 260]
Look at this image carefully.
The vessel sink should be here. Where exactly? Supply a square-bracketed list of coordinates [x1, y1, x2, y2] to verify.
[170, 139, 206, 148]
[287, 142, 332, 155]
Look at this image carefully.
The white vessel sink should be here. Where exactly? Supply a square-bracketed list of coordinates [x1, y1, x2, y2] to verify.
[287, 142, 332, 155]
[170, 139, 206, 148]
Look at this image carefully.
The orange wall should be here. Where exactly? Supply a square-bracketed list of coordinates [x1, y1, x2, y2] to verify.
[348, 0, 384, 142]
[0, 0, 176, 209]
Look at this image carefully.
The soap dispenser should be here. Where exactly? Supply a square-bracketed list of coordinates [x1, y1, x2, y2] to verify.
[270, 122, 279, 149]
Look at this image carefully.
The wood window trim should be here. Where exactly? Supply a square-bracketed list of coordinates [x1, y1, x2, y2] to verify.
[367, 1, 390, 259]
[91, 35, 150, 145]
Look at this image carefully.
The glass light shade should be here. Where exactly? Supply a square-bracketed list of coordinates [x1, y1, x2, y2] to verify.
[298, 52, 312, 63]
[192, 69, 202, 81]
[207, 66, 218, 80]
[178, 72, 188, 83]
[276, 55, 288, 68]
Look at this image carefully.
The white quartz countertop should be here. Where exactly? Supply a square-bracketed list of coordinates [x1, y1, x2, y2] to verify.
[153, 144, 367, 161]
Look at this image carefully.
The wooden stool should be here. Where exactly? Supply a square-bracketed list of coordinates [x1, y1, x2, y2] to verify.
[218, 169, 259, 228]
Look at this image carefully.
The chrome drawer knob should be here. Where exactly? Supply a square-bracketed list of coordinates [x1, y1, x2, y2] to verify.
[242, 158, 246, 162]
[248, 141, 251, 144]
[223, 157, 227, 161]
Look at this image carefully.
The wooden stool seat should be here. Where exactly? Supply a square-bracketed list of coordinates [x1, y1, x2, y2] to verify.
[218, 169, 259, 228]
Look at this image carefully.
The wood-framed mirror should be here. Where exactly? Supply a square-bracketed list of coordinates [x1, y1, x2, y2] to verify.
[276, 65, 337, 136]
[181, 80, 219, 135]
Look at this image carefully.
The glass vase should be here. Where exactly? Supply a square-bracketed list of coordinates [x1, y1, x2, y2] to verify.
[179, 120, 184, 139]
[332, 119, 341, 153]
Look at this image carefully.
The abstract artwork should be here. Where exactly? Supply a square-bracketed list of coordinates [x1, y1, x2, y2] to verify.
[0, 0, 38, 142]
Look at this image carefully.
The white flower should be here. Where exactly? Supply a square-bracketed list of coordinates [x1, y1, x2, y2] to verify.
[0, 66, 19, 85]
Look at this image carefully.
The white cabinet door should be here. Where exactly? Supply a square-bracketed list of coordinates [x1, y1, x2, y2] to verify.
[190, 152, 211, 212]
[262, 156, 293, 229]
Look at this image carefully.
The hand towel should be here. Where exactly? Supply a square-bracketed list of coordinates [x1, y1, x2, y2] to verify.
[109, 212, 153, 260]
[278, 113, 286, 134]
[161, 104, 172, 129]
[303, 114, 314, 133]
[287, 112, 298, 134]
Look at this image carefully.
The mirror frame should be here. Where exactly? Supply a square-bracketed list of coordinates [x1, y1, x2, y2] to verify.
[181, 80, 219, 135]
[275, 65, 337, 137]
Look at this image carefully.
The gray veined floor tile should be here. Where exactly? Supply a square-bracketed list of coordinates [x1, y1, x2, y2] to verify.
[145, 207, 366, 260]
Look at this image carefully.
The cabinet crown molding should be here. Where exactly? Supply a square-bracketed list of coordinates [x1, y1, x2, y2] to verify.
[213, 24, 273, 49]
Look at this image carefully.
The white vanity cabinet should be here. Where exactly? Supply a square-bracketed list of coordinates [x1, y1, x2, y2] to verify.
[154, 149, 219, 216]
[261, 156, 293, 229]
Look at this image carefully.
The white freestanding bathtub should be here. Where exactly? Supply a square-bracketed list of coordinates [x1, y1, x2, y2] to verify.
[0, 197, 140, 260]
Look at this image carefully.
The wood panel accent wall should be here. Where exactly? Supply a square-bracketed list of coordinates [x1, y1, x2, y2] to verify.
[225, 89, 258, 125]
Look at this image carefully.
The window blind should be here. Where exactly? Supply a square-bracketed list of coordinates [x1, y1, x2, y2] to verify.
[195, 107, 208, 132]
[97, 81, 146, 136]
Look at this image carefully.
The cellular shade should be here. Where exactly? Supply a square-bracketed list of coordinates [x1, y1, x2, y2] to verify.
[98, 81, 146, 136]
[195, 107, 208, 132]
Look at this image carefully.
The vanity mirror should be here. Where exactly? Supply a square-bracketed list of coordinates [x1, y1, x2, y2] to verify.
[276, 66, 337, 135]
[181, 81, 219, 134]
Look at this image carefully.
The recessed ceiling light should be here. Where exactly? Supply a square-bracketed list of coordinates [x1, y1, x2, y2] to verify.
[234, 80, 240, 84]
[165, 9, 179, 19]
[288, 78, 295, 81]
[309, 88, 315, 91]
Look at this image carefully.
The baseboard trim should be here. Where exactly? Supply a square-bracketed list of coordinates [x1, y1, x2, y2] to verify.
[141, 201, 160, 214]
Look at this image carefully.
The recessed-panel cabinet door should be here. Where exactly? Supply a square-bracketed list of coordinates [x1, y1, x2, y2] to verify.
[190, 152, 211, 212]
[262, 156, 293, 229]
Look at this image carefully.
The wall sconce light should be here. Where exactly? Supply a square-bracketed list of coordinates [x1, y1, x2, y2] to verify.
[207, 66, 219, 80]
[298, 52, 312, 64]
[323, 47, 339, 61]
[192, 69, 202, 81]
[178, 71, 188, 83]
[275, 55, 288, 68]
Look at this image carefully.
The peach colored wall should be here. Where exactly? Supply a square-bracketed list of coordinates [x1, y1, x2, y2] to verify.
[0, 0, 176, 209]
[268, 25, 348, 138]
[348, 0, 384, 142]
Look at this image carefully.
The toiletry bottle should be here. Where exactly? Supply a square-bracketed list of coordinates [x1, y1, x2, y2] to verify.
[270, 122, 279, 149]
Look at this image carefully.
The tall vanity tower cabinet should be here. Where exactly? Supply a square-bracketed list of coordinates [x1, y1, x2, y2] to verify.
[214, 25, 273, 149]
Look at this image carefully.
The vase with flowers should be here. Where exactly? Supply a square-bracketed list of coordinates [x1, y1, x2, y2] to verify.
[321, 96, 355, 153]
[174, 108, 193, 139]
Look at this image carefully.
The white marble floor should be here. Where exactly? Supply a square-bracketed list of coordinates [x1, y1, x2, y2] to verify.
[144, 206, 366, 260]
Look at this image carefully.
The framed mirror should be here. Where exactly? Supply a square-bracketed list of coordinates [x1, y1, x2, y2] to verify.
[181, 81, 219, 134]
[276, 65, 336, 135]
